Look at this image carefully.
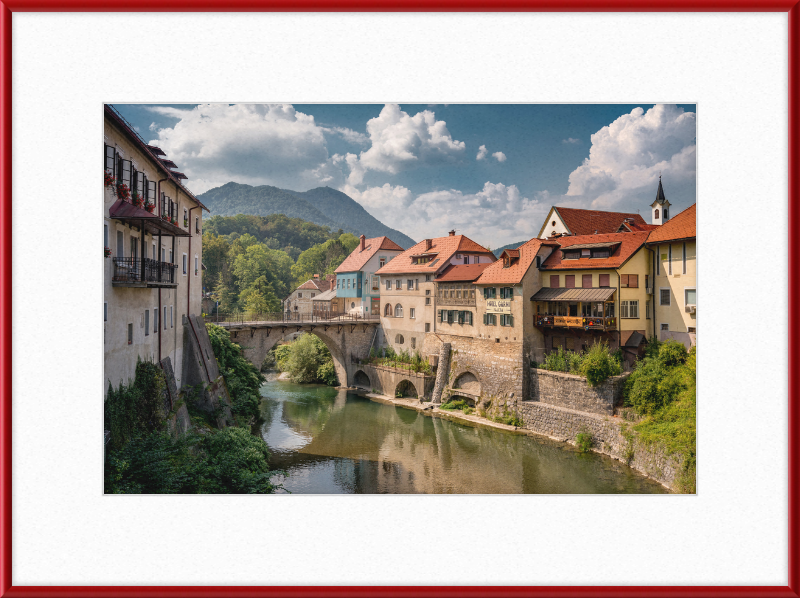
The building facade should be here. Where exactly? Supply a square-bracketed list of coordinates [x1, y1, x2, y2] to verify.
[646, 203, 697, 347]
[334, 235, 405, 316]
[284, 275, 334, 319]
[104, 104, 208, 391]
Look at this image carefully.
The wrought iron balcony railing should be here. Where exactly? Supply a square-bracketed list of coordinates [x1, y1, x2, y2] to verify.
[112, 257, 178, 285]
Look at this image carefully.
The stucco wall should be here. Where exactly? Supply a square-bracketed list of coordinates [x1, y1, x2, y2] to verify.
[652, 240, 696, 334]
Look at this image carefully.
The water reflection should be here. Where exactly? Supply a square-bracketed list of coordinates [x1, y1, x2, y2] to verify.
[259, 380, 666, 494]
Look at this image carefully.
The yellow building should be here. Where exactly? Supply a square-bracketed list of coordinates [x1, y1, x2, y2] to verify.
[531, 231, 654, 364]
[646, 204, 697, 347]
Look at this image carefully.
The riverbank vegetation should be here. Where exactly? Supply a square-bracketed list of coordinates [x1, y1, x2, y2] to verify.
[265, 334, 338, 386]
[363, 347, 434, 375]
[624, 338, 696, 493]
[440, 398, 475, 415]
[534, 343, 623, 386]
[104, 358, 280, 494]
[203, 214, 359, 314]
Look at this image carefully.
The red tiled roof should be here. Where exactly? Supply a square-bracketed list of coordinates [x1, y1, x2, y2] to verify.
[435, 263, 492, 282]
[335, 236, 405, 274]
[503, 249, 520, 258]
[619, 221, 659, 233]
[297, 279, 324, 291]
[540, 231, 649, 270]
[646, 204, 696, 243]
[475, 238, 558, 285]
[544, 207, 648, 237]
[376, 234, 494, 275]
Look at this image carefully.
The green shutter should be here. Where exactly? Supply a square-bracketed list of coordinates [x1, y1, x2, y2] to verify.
[483, 288, 488, 299]
[508, 287, 514, 300]
[492, 288, 497, 299]
[509, 315, 514, 327]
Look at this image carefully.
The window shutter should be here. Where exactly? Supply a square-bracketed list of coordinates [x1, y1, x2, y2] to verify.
[508, 315, 514, 327]
[582, 274, 592, 288]
[483, 313, 487, 325]
[509, 287, 514, 300]
[467, 312, 473, 325]
[629, 274, 638, 288]
[105, 144, 116, 174]
[565, 276, 575, 289]
[491, 287, 497, 299]
[483, 288, 488, 299]
[599, 274, 610, 287]
[621, 274, 628, 287]
[550, 275, 559, 288]
[439, 310, 443, 322]
[148, 181, 156, 202]
[136, 171, 145, 196]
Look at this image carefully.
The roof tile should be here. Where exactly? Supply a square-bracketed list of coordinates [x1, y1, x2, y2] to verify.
[646, 204, 696, 243]
[540, 231, 649, 270]
[475, 238, 558, 285]
[334, 236, 405, 273]
[552, 207, 648, 236]
[435, 263, 492, 282]
[376, 234, 494, 275]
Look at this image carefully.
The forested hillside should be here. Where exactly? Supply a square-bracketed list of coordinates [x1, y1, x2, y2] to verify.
[198, 182, 415, 248]
[203, 214, 359, 314]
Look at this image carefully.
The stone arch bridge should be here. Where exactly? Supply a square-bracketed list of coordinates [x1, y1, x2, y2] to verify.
[216, 318, 379, 389]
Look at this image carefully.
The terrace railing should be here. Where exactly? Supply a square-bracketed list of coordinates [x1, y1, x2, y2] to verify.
[207, 312, 382, 325]
[112, 257, 177, 285]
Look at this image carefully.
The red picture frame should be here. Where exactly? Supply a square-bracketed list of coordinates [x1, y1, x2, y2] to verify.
[1, 2, 798, 597]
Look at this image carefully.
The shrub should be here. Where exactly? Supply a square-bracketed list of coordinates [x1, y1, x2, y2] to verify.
[579, 342, 622, 386]
[575, 429, 593, 453]
[283, 333, 338, 386]
[659, 339, 689, 367]
[207, 323, 265, 422]
[316, 361, 338, 386]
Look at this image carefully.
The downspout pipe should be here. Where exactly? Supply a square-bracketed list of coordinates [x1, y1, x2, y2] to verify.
[647, 245, 656, 340]
[187, 204, 201, 317]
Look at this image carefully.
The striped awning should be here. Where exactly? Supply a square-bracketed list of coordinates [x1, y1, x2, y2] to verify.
[530, 287, 616, 302]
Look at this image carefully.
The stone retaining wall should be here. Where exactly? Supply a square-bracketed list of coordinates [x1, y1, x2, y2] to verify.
[353, 363, 436, 400]
[530, 369, 629, 415]
[518, 401, 685, 491]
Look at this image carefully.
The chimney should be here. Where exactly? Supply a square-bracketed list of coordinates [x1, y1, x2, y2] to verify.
[425, 239, 432, 250]
[359, 234, 366, 251]
[449, 230, 456, 236]
[313, 274, 319, 279]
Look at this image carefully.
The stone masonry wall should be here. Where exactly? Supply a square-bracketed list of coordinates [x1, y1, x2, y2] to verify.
[518, 401, 685, 491]
[530, 369, 629, 415]
[354, 363, 436, 400]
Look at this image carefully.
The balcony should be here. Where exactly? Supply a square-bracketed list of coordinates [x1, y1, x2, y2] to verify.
[112, 257, 178, 287]
[438, 296, 476, 307]
[535, 314, 616, 330]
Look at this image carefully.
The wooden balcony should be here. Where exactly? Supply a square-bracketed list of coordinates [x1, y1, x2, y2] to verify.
[535, 314, 616, 331]
[112, 257, 178, 288]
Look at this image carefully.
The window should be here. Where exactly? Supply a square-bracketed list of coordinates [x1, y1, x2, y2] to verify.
[483, 287, 497, 299]
[194, 256, 198, 276]
[311, 293, 315, 298]
[668, 245, 672, 275]
[407, 279, 414, 290]
[425, 323, 430, 332]
[457, 311, 464, 324]
[621, 300, 638, 318]
[500, 287, 514, 299]
[182, 254, 187, 275]
[298, 293, 302, 298]
[379, 258, 386, 268]
[660, 289, 671, 306]
[646, 301, 650, 319]
[661, 323, 669, 331]
[425, 289, 431, 295]
[581, 249, 591, 258]
[395, 334, 404, 344]
[550, 275, 559, 288]
[104, 302, 107, 322]
[385, 303, 392, 316]
[164, 307, 168, 330]
[628, 274, 638, 288]
[664, 208, 669, 219]
[685, 288, 697, 306]
[655, 209, 660, 220]
[500, 314, 514, 327]
[144, 310, 150, 336]
[104, 224, 109, 249]
[409, 308, 416, 319]
[582, 274, 593, 288]
[465, 311, 473, 325]
[565, 275, 575, 288]
[447, 310, 455, 324]
[592, 250, 609, 259]
[425, 297, 431, 305]
[130, 236, 138, 259]
[483, 313, 497, 326]
[170, 306, 173, 328]
[688, 327, 696, 333]
[127, 323, 133, 344]
[411, 338, 416, 349]
[385, 279, 391, 290]
[105, 144, 116, 174]
[394, 304, 403, 317]
[395, 280, 401, 290]
[552, 220, 556, 226]
[645, 274, 649, 290]
[337, 280, 341, 289]
[117, 157, 132, 189]
[682, 242, 687, 274]
[464, 256, 470, 264]
[425, 274, 432, 282]
[347, 279, 351, 289]
[196, 217, 200, 234]
[154, 308, 158, 332]
[563, 251, 579, 260]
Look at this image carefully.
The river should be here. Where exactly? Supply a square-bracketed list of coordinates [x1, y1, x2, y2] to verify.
[258, 379, 666, 494]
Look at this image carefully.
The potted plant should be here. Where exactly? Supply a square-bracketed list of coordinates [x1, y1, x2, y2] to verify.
[104, 246, 111, 258]
[144, 200, 155, 213]
[131, 190, 144, 209]
[104, 171, 116, 188]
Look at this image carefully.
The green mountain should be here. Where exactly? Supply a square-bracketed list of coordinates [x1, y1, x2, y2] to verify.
[493, 240, 529, 258]
[198, 182, 415, 248]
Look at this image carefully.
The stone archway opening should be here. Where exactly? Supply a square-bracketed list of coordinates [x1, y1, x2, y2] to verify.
[395, 379, 418, 399]
[353, 370, 371, 390]
[453, 371, 481, 395]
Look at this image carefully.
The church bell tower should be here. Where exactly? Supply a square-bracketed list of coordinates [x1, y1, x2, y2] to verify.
[651, 176, 671, 225]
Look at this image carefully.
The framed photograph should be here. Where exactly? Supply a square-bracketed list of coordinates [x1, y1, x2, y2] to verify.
[2, 2, 797, 596]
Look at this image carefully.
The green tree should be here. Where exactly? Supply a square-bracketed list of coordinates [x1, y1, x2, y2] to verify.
[283, 334, 338, 385]
[206, 323, 265, 421]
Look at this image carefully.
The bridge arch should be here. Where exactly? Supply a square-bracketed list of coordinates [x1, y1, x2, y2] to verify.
[353, 369, 372, 390]
[394, 379, 419, 399]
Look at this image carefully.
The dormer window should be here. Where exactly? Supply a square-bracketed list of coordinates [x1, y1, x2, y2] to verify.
[503, 257, 510, 268]
[581, 249, 591, 258]
[563, 251, 579, 260]
[591, 250, 610, 259]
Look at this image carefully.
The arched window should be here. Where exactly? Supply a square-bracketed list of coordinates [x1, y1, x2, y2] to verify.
[664, 208, 668, 219]
[384, 303, 392, 316]
[551, 220, 556, 226]
[395, 334, 404, 344]
[394, 304, 403, 317]
[655, 209, 660, 220]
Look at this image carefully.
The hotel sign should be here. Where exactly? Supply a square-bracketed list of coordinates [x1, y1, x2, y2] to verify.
[486, 299, 511, 314]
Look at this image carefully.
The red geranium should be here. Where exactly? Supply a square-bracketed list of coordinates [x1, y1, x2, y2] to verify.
[116, 183, 131, 201]
[104, 171, 116, 188]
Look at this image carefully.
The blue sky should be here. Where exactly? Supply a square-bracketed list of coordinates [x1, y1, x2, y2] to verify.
[113, 103, 696, 248]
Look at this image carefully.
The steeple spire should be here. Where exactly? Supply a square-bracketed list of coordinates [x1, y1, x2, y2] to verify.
[655, 175, 666, 204]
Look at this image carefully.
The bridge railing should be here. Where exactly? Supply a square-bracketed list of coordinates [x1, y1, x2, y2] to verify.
[206, 312, 382, 325]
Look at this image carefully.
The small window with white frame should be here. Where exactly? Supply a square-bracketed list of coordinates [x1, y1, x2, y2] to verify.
[685, 288, 696, 307]
[409, 308, 416, 319]
[182, 254, 187, 275]
[194, 255, 198, 276]
[154, 307, 158, 332]
[104, 302, 107, 322]
[170, 306, 173, 328]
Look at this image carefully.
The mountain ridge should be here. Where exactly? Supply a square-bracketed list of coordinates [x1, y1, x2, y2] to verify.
[197, 182, 416, 248]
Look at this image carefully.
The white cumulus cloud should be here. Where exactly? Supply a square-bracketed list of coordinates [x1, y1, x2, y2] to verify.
[562, 137, 580, 144]
[476, 145, 488, 160]
[492, 151, 507, 162]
